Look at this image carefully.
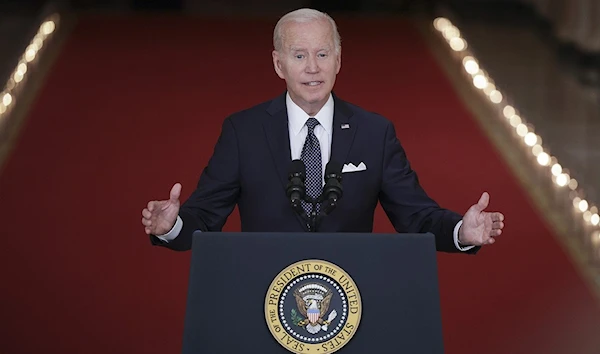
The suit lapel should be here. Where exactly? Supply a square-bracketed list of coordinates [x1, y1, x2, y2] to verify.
[264, 93, 292, 192]
[330, 94, 356, 166]
[264, 93, 310, 231]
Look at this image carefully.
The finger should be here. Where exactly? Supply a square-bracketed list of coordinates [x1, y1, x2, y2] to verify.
[145, 227, 151, 235]
[491, 212, 504, 222]
[142, 218, 152, 227]
[472, 192, 489, 212]
[142, 209, 152, 219]
[492, 221, 504, 230]
[491, 229, 502, 237]
[148, 201, 156, 212]
[170, 183, 182, 203]
[487, 237, 495, 244]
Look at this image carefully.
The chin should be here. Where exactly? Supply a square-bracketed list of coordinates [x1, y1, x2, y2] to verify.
[302, 91, 328, 105]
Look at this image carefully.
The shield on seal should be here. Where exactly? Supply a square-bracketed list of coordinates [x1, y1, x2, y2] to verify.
[307, 306, 320, 324]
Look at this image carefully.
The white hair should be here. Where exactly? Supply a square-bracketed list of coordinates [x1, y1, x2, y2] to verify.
[273, 8, 341, 54]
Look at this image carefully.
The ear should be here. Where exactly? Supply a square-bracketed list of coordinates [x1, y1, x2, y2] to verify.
[335, 48, 342, 75]
[272, 50, 285, 79]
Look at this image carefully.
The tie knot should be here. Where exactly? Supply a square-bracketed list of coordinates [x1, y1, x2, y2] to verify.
[306, 117, 320, 132]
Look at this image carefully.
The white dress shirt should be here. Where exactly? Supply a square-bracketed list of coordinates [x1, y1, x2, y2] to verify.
[156, 93, 472, 251]
[287, 92, 333, 179]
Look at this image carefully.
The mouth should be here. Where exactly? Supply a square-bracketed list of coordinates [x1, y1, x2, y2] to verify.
[303, 81, 324, 87]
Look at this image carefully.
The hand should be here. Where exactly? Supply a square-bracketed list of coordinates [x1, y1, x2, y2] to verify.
[458, 192, 504, 246]
[141, 183, 182, 235]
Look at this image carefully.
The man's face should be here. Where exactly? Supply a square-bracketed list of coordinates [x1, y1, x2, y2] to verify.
[273, 19, 341, 116]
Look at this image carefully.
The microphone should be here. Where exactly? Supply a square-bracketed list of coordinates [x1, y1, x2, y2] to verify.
[321, 161, 343, 215]
[286, 160, 306, 213]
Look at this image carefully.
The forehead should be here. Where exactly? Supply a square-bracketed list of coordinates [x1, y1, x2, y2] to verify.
[281, 19, 334, 51]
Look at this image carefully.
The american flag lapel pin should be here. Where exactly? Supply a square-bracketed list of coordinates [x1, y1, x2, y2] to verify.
[341, 124, 350, 129]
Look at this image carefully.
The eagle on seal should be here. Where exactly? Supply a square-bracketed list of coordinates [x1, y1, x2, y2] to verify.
[293, 283, 337, 334]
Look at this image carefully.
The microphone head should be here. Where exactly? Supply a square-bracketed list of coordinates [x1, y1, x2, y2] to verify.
[325, 161, 342, 179]
[289, 159, 306, 180]
[322, 161, 343, 208]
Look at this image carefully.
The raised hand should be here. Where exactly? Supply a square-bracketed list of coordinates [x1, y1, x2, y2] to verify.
[459, 192, 505, 246]
[141, 183, 182, 236]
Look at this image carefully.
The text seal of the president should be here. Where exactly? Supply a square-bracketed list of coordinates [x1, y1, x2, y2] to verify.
[265, 259, 362, 353]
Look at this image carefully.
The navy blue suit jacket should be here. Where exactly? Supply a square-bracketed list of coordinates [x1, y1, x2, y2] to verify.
[151, 92, 476, 254]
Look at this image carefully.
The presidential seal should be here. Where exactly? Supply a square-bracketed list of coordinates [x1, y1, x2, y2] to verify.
[265, 260, 362, 354]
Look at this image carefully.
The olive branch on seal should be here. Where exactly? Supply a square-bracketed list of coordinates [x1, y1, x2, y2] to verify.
[291, 309, 307, 326]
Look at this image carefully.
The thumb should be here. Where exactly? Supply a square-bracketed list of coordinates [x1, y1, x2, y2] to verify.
[472, 192, 489, 212]
[169, 183, 182, 203]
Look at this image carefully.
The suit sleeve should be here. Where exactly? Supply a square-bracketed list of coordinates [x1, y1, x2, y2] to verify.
[378, 121, 479, 254]
[150, 117, 241, 251]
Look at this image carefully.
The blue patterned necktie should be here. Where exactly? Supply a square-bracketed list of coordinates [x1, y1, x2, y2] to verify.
[301, 118, 322, 219]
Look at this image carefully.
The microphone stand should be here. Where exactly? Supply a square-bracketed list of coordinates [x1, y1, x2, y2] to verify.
[299, 194, 339, 233]
[290, 195, 323, 232]
[310, 198, 320, 233]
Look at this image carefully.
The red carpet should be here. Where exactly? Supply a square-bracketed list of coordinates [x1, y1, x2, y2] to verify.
[1, 15, 600, 353]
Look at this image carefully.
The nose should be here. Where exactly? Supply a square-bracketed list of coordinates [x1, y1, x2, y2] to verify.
[305, 55, 319, 74]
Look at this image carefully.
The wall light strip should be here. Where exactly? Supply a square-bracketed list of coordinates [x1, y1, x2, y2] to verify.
[0, 15, 59, 123]
[432, 18, 599, 233]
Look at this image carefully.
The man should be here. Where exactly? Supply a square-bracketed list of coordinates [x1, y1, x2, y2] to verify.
[141, 8, 504, 252]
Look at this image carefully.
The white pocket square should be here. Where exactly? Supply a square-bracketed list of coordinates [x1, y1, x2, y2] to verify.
[342, 162, 367, 173]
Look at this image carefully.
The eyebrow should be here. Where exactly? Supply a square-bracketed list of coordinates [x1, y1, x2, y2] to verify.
[289, 47, 331, 52]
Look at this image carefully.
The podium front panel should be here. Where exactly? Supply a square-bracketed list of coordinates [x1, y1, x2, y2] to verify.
[181, 232, 444, 354]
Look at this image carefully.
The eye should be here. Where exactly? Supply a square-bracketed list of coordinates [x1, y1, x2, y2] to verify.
[318, 53, 327, 58]
[296, 54, 305, 59]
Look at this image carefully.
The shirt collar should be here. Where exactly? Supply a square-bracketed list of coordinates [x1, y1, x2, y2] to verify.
[286, 92, 334, 136]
